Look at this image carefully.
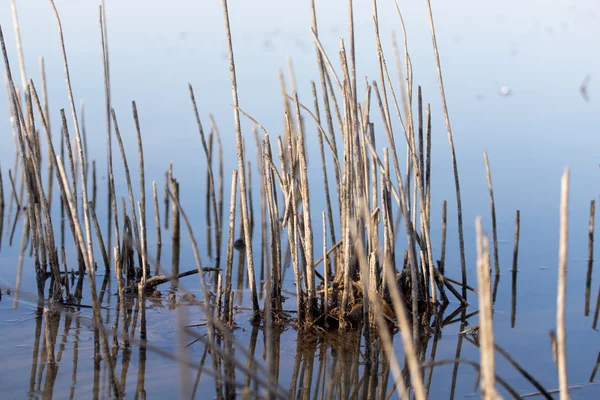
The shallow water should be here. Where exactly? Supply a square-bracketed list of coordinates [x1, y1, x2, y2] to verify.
[1, 0, 600, 398]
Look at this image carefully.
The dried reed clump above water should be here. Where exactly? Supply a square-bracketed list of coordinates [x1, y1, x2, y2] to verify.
[0, 0, 597, 399]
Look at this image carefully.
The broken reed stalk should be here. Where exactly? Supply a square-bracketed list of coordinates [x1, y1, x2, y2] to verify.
[221, 0, 260, 324]
[484, 152, 500, 276]
[223, 170, 238, 327]
[475, 218, 498, 399]
[171, 177, 180, 282]
[152, 181, 162, 275]
[511, 210, 520, 328]
[556, 168, 570, 400]
[132, 101, 149, 286]
[425, 0, 467, 299]
[586, 200, 595, 316]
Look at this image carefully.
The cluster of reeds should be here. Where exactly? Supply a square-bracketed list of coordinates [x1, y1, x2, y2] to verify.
[1, 0, 599, 399]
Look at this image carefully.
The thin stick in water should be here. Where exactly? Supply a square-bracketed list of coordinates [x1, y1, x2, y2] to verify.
[586, 200, 595, 316]
[484, 152, 500, 276]
[556, 168, 570, 400]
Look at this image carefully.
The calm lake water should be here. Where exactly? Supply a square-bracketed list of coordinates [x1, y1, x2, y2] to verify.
[1, 0, 600, 398]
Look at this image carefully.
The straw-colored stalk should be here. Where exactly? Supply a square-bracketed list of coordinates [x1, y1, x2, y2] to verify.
[223, 170, 238, 327]
[221, 0, 260, 323]
[152, 181, 162, 275]
[292, 93, 316, 319]
[425, 0, 467, 298]
[557, 168, 570, 400]
[484, 152, 500, 275]
[475, 217, 498, 399]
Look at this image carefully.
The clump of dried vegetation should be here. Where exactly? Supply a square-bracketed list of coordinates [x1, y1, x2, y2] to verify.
[1, 0, 598, 399]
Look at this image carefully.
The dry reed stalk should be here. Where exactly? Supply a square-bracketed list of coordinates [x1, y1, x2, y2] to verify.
[251, 127, 267, 283]
[510, 210, 520, 328]
[484, 152, 500, 276]
[91, 160, 97, 210]
[440, 200, 447, 275]
[322, 212, 329, 324]
[223, 170, 238, 326]
[594, 284, 600, 329]
[80, 102, 89, 176]
[9, 0, 27, 90]
[286, 161, 304, 323]
[55, 156, 121, 397]
[152, 181, 162, 275]
[247, 161, 254, 239]
[557, 168, 570, 400]
[31, 82, 88, 283]
[377, 23, 439, 310]
[60, 111, 77, 212]
[221, 0, 260, 323]
[164, 167, 170, 230]
[292, 93, 316, 320]
[209, 115, 225, 256]
[33, 207, 47, 275]
[207, 132, 214, 257]
[111, 110, 142, 264]
[1, 29, 43, 294]
[170, 177, 180, 282]
[132, 102, 149, 285]
[586, 200, 595, 316]
[425, 0, 467, 299]
[49, 0, 98, 281]
[312, 81, 337, 248]
[357, 204, 425, 400]
[90, 203, 110, 272]
[8, 169, 21, 210]
[309, 0, 341, 195]
[263, 137, 282, 313]
[99, 1, 112, 266]
[189, 85, 221, 269]
[39, 58, 54, 211]
[278, 69, 296, 165]
[475, 218, 498, 399]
